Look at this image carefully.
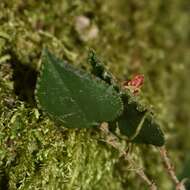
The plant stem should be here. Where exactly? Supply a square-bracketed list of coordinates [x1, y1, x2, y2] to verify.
[100, 122, 157, 190]
[159, 147, 186, 190]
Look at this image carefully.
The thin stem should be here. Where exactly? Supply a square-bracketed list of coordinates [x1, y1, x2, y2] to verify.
[100, 123, 157, 190]
[159, 147, 186, 190]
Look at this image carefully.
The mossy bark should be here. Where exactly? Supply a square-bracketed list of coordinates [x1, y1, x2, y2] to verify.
[0, 0, 190, 189]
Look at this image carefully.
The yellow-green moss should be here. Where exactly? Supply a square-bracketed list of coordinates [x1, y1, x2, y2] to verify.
[0, 0, 190, 189]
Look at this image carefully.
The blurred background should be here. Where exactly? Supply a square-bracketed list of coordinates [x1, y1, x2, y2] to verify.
[0, 0, 190, 189]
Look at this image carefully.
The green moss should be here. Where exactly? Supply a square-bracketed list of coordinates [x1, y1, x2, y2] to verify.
[0, 0, 190, 189]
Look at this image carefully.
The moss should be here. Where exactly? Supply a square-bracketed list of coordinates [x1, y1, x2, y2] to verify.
[0, 0, 190, 189]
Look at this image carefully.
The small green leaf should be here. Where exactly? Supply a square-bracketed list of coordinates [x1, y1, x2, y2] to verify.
[35, 49, 123, 128]
[117, 94, 165, 146]
[88, 50, 120, 91]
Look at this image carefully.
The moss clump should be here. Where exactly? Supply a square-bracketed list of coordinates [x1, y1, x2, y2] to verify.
[0, 0, 190, 189]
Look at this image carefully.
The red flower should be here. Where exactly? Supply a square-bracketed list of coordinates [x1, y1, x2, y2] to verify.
[123, 74, 144, 95]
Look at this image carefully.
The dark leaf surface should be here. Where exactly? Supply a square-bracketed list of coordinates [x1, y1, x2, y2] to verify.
[117, 94, 165, 146]
[36, 49, 123, 128]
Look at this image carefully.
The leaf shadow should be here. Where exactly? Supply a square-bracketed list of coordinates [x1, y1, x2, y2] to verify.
[0, 171, 9, 190]
[10, 52, 38, 107]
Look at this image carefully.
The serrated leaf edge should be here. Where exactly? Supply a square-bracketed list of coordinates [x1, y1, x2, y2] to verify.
[35, 49, 124, 126]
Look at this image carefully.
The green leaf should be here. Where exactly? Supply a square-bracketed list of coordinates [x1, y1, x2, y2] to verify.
[88, 50, 119, 91]
[35, 49, 123, 128]
[116, 93, 165, 146]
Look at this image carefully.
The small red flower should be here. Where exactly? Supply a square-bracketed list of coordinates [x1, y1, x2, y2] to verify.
[123, 74, 144, 95]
